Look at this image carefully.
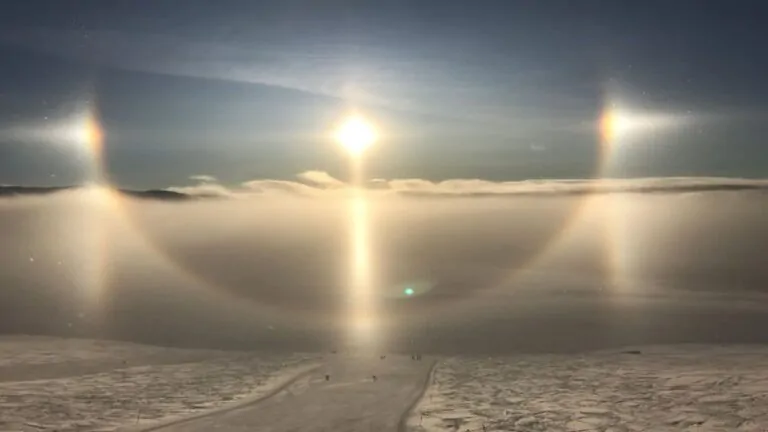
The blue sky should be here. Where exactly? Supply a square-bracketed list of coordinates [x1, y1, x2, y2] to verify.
[1, 0, 768, 188]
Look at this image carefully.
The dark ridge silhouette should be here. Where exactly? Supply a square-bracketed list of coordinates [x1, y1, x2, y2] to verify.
[0, 186, 72, 196]
[120, 189, 195, 201]
[0, 186, 194, 201]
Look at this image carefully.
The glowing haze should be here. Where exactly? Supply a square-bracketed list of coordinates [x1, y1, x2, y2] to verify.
[2, 184, 768, 353]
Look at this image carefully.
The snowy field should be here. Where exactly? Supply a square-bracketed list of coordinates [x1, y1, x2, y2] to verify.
[408, 345, 768, 432]
[0, 336, 318, 432]
[0, 336, 220, 370]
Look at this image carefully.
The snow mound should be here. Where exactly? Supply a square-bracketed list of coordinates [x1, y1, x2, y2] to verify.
[409, 345, 768, 431]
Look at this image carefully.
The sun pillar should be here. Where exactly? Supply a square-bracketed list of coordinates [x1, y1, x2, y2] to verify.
[335, 114, 379, 353]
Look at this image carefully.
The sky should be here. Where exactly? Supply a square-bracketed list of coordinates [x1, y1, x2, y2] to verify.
[1, 0, 768, 187]
[1, 1, 768, 354]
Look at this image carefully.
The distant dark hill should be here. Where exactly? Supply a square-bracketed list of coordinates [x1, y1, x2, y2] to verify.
[0, 186, 194, 201]
[120, 189, 194, 201]
[0, 186, 71, 197]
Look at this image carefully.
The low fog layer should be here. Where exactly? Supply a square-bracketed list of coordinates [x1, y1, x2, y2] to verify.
[1, 176, 767, 354]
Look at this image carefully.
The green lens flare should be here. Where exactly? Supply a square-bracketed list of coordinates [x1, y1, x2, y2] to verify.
[404, 287, 415, 296]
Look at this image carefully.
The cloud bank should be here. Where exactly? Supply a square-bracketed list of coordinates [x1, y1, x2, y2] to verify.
[165, 172, 768, 199]
[4, 174, 764, 201]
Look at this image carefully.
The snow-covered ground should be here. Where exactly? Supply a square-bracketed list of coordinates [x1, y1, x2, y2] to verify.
[0, 336, 318, 432]
[408, 345, 768, 432]
[0, 336, 226, 383]
[0, 336, 210, 368]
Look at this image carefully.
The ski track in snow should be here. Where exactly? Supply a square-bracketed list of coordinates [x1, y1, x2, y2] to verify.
[0, 336, 318, 432]
[408, 345, 768, 432]
[148, 355, 435, 432]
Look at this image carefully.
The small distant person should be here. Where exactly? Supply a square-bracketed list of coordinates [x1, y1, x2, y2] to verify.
[325, 374, 330, 381]
[372, 375, 377, 382]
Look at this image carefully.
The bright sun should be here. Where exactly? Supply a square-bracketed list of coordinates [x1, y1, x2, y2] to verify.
[335, 115, 377, 155]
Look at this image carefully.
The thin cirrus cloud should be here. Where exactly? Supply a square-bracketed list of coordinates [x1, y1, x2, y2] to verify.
[188, 175, 217, 183]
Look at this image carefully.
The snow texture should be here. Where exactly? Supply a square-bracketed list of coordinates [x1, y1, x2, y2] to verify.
[0, 336, 318, 432]
[408, 345, 768, 432]
[0, 336, 225, 382]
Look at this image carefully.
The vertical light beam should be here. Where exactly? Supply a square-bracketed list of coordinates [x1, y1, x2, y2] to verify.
[336, 114, 379, 353]
[347, 157, 378, 352]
